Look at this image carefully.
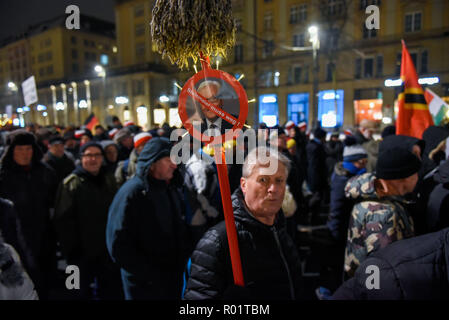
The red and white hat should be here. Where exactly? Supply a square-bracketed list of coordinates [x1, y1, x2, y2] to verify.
[124, 121, 135, 127]
[133, 132, 152, 149]
[74, 130, 85, 139]
[285, 120, 295, 130]
[298, 122, 307, 129]
[343, 129, 353, 136]
[109, 128, 119, 139]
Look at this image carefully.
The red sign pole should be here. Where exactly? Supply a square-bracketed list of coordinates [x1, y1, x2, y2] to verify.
[199, 51, 244, 286]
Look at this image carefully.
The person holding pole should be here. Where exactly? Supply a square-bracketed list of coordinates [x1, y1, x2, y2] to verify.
[184, 146, 303, 300]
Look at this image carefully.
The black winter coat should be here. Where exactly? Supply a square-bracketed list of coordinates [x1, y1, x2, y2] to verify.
[43, 151, 75, 184]
[54, 165, 118, 263]
[106, 138, 191, 300]
[0, 198, 34, 272]
[306, 139, 327, 193]
[333, 228, 449, 300]
[184, 188, 303, 300]
[0, 151, 57, 261]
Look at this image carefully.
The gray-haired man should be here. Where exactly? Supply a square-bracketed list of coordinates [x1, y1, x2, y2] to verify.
[184, 147, 303, 300]
[195, 80, 235, 136]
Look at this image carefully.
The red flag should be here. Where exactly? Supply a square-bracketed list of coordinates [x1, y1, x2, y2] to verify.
[396, 40, 434, 138]
[84, 113, 100, 131]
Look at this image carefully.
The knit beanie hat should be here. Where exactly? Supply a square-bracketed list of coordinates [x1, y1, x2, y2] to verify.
[343, 145, 368, 162]
[376, 148, 421, 180]
[285, 121, 295, 131]
[49, 136, 65, 146]
[113, 128, 132, 143]
[79, 141, 104, 156]
[7, 130, 36, 146]
[134, 132, 152, 149]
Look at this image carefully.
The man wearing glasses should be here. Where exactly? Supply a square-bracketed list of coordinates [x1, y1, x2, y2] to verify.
[194, 80, 235, 137]
[54, 141, 123, 300]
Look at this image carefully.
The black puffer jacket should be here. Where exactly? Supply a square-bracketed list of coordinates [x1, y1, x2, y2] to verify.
[184, 188, 303, 300]
[333, 228, 449, 300]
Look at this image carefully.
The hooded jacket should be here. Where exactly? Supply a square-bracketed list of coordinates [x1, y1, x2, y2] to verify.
[333, 228, 449, 300]
[184, 188, 303, 300]
[343, 173, 415, 278]
[106, 138, 191, 300]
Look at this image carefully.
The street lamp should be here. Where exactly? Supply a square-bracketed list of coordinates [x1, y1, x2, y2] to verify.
[94, 64, 107, 123]
[308, 25, 320, 128]
[8, 82, 18, 91]
[7, 82, 21, 124]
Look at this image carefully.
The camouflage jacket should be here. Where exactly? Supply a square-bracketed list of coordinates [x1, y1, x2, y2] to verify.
[343, 173, 415, 278]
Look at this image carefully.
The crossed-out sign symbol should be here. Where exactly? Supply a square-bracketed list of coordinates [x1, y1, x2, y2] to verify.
[178, 68, 248, 145]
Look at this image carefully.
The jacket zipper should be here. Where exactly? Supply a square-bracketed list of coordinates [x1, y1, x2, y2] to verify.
[271, 226, 295, 300]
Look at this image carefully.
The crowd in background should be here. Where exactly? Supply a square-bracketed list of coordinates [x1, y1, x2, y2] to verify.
[0, 116, 449, 300]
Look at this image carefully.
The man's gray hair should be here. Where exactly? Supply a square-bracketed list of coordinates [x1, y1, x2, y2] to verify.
[242, 146, 291, 178]
[197, 80, 221, 93]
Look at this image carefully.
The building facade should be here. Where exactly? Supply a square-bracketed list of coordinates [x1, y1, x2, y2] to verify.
[1, 0, 448, 130]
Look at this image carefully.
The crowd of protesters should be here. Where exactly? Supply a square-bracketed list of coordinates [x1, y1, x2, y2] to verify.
[0, 115, 449, 300]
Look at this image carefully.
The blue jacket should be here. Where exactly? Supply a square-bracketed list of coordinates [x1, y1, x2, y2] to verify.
[106, 138, 191, 299]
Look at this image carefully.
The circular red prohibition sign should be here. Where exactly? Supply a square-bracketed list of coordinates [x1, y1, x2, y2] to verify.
[178, 69, 248, 145]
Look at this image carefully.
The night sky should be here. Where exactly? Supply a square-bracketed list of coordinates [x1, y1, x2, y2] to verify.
[0, 0, 116, 42]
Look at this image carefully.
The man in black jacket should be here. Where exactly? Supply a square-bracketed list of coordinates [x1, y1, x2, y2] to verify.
[43, 136, 75, 184]
[184, 146, 303, 300]
[333, 228, 449, 300]
[54, 141, 122, 299]
[306, 127, 328, 224]
[0, 130, 58, 298]
[106, 138, 191, 300]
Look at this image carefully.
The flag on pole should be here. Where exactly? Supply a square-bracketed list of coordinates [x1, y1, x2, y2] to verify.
[396, 40, 434, 139]
[424, 88, 449, 126]
[84, 113, 100, 131]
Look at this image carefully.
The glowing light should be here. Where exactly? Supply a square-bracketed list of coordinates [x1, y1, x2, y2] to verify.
[79, 100, 88, 109]
[262, 95, 277, 103]
[382, 117, 392, 124]
[262, 115, 277, 127]
[56, 102, 65, 110]
[115, 96, 129, 104]
[159, 95, 170, 103]
[418, 77, 439, 85]
[322, 111, 337, 128]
